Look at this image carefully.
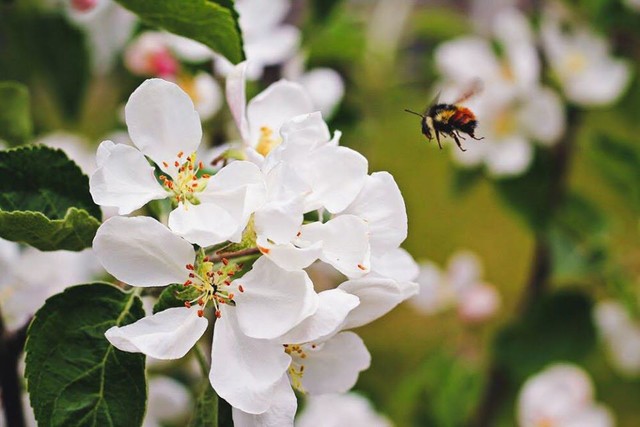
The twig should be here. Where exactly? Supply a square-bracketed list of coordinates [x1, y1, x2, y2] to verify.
[211, 247, 260, 263]
[0, 312, 31, 427]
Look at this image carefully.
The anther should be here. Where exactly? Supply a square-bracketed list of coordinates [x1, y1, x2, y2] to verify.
[183, 280, 192, 287]
[357, 264, 367, 271]
[215, 310, 221, 318]
[189, 273, 195, 278]
[185, 301, 192, 308]
[177, 151, 184, 158]
[174, 161, 179, 167]
[222, 258, 229, 266]
[202, 174, 210, 178]
[197, 309, 204, 317]
[238, 285, 244, 293]
[162, 161, 169, 168]
[186, 264, 194, 270]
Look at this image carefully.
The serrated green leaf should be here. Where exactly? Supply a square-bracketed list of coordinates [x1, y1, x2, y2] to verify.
[25, 283, 146, 427]
[114, 0, 244, 64]
[0, 81, 32, 145]
[189, 382, 219, 427]
[0, 145, 101, 251]
[0, 207, 100, 251]
[494, 291, 596, 383]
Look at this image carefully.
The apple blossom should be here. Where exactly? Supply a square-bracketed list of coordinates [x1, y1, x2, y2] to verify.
[594, 300, 640, 376]
[90, 78, 265, 246]
[143, 376, 191, 427]
[434, 8, 565, 176]
[541, 6, 632, 106]
[296, 393, 392, 427]
[410, 250, 500, 323]
[214, 0, 300, 80]
[517, 364, 614, 427]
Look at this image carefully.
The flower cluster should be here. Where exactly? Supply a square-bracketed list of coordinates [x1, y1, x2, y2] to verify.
[409, 250, 500, 324]
[89, 65, 417, 425]
[517, 364, 614, 427]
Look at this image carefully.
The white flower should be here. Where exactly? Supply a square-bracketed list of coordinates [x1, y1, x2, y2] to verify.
[124, 32, 223, 120]
[225, 62, 315, 160]
[64, 0, 137, 74]
[0, 238, 103, 330]
[296, 393, 392, 427]
[541, 7, 632, 106]
[410, 250, 500, 322]
[90, 78, 264, 246]
[434, 8, 565, 177]
[283, 55, 345, 118]
[143, 376, 191, 427]
[214, 0, 300, 80]
[517, 364, 614, 427]
[594, 300, 640, 376]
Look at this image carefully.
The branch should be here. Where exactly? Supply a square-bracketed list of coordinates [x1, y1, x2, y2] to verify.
[0, 313, 31, 427]
[211, 247, 260, 263]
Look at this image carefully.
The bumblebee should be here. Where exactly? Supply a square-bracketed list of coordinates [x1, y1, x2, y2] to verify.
[405, 81, 484, 152]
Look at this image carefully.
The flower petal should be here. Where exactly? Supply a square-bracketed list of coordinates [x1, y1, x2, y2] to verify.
[191, 72, 223, 121]
[300, 331, 371, 394]
[338, 277, 408, 329]
[167, 202, 239, 247]
[246, 80, 313, 148]
[244, 26, 301, 72]
[93, 216, 195, 287]
[278, 111, 331, 149]
[485, 135, 533, 177]
[233, 257, 319, 339]
[226, 62, 250, 141]
[372, 247, 419, 283]
[301, 215, 371, 278]
[210, 308, 291, 414]
[278, 289, 360, 344]
[519, 86, 564, 145]
[447, 250, 483, 293]
[231, 375, 297, 427]
[341, 172, 407, 256]
[105, 306, 207, 359]
[256, 237, 323, 272]
[125, 78, 202, 174]
[90, 141, 167, 215]
[298, 68, 345, 118]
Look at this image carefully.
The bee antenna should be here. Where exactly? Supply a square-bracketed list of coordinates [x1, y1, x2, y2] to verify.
[404, 109, 424, 118]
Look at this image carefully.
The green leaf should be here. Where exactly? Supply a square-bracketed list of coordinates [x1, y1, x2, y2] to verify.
[309, 0, 342, 21]
[494, 290, 597, 383]
[113, 0, 244, 64]
[0, 145, 101, 251]
[25, 283, 146, 427]
[0, 81, 32, 145]
[494, 149, 554, 232]
[188, 382, 219, 427]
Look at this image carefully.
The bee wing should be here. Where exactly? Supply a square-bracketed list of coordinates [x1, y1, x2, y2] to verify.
[422, 90, 441, 114]
[453, 79, 483, 105]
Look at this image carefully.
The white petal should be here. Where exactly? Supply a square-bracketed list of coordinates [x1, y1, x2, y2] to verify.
[519, 86, 565, 145]
[297, 393, 392, 427]
[210, 308, 291, 414]
[90, 141, 167, 215]
[485, 136, 533, 177]
[192, 72, 223, 121]
[233, 257, 319, 339]
[231, 375, 296, 427]
[244, 26, 300, 69]
[163, 33, 212, 62]
[447, 250, 482, 293]
[246, 80, 313, 148]
[105, 306, 207, 359]
[341, 172, 407, 256]
[279, 112, 331, 149]
[93, 216, 195, 287]
[257, 237, 323, 272]
[563, 405, 615, 427]
[301, 145, 369, 213]
[300, 332, 371, 394]
[566, 59, 631, 106]
[409, 261, 454, 315]
[167, 202, 239, 247]
[434, 37, 500, 83]
[339, 277, 407, 329]
[226, 62, 250, 141]
[298, 68, 345, 118]
[372, 247, 419, 282]
[254, 198, 304, 244]
[301, 215, 371, 278]
[457, 283, 501, 323]
[236, 0, 290, 38]
[146, 376, 191, 425]
[125, 79, 202, 174]
[278, 289, 360, 344]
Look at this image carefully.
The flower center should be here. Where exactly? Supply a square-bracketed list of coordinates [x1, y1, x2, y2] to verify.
[284, 342, 322, 393]
[182, 257, 244, 318]
[493, 108, 517, 137]
[159, 152, 210, 205]
[563, 52, 587, 75]
[178, 75, 200, 106]
[256, 126, 281, 156]
[148, 50, 179, 78]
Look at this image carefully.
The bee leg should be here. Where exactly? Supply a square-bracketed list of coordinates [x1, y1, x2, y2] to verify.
[454, 130, 466, 140]
[469, 133, 484, 141]
[435, 130, 443, 149]
[452, 133, 466, 152]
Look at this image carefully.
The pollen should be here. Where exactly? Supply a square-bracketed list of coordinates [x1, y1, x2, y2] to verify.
[256, 126, 282, 156]
[159, 151, 210, 205]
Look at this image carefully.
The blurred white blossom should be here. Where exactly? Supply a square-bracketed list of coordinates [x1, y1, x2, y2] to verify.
[296, 393, 392, 427]
[410, 250, 500, 323]
[594, 300, 640, 376]
[434, 8, 564, 177]
[517, 364, 614, 427]
[541, 7, 632, 106]
[143, 376, 192, 427]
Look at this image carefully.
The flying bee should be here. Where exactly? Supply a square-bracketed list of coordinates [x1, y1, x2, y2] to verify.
[405, 80, 484, 152]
